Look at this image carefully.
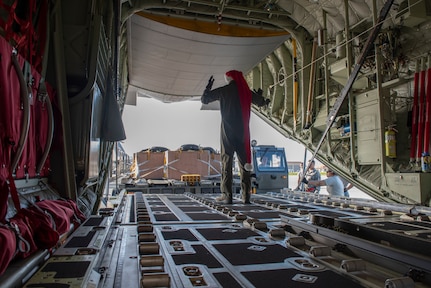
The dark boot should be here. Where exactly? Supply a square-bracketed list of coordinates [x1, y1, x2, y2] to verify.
[242, 192, 251, 204]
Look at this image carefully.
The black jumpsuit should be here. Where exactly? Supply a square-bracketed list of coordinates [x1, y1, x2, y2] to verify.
[201, 80, 268, 202]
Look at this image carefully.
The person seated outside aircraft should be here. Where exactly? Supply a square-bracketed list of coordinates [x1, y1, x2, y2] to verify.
[302, 168, 344, 197]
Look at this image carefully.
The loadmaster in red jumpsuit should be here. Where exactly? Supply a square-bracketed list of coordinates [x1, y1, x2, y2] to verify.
[201, 70, 270, 204]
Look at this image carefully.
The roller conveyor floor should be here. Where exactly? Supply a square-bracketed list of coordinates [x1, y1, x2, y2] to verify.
[23, 190, 431, 287]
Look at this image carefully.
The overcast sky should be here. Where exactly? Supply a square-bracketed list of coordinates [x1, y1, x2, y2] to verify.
[121, 97, 306, 161]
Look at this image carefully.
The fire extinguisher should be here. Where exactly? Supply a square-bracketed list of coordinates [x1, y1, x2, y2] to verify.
[385, 126, 397, 158]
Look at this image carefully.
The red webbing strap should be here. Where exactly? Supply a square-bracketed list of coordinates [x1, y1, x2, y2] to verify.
[7, 172, 20, 211]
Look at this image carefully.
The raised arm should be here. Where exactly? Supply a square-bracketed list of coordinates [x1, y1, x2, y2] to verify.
[251, 88, 270, 107]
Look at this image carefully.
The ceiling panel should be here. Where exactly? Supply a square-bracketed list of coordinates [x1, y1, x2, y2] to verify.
[127, 14, 290, 103]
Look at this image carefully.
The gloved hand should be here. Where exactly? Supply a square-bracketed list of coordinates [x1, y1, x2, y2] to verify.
[201, 95, 209, 104]
[301, 178, 308, 184]
[253, 88, 263, 96]
[265, 98, 270, 106]
[206, 76, 214, 91]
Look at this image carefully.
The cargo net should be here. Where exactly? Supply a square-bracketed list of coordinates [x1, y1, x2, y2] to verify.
[0, 0, 48, 72]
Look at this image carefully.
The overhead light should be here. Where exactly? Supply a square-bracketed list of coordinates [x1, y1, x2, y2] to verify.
[264, 3, 275, 11]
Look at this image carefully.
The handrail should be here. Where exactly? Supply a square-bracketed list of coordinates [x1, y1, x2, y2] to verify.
[10, 49, 30, 174]
[36, 87, 54, 175]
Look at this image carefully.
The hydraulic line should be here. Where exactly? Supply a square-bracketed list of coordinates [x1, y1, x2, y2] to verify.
[416, 68, 426, 163]
[424, 68, 431, 155]
[410, 72, 419, 163]
[292, 38, 298, 131]
[304, 38, 317, 129]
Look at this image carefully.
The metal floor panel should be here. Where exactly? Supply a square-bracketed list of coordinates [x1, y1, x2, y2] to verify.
[55, 215, 112, 256]
[134, 192, 421, 287]
[23, 255, 100, 288]
[25, 191, 431, 287]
